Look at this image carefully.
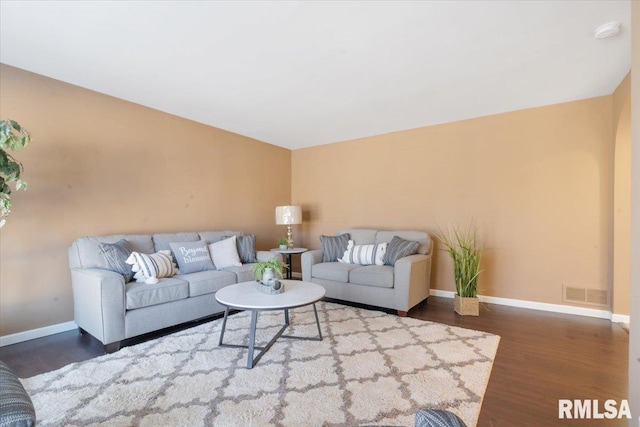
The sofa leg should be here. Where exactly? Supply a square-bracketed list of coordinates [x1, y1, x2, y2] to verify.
[78, 327, 86, 335]
[397, 310, 408, 317]
[104, 342, 121, 353]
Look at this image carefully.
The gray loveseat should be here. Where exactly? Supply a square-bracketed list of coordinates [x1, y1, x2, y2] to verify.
[302, 229, 432, 316]
[69, 230, 279, 352]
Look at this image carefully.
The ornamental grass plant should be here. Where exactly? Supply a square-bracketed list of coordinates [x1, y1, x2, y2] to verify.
[437, 223, 482, 298]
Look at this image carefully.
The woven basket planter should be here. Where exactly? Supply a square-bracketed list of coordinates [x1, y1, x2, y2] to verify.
[454, 295, 479, 316]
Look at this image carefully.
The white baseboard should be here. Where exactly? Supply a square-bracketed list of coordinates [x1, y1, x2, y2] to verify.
[611, 313, 630, 324]
[1, 290, 628, 347]
[0, 321, 77, 347]
[429, 289, 457, 298]
[429, 289, 623, 322]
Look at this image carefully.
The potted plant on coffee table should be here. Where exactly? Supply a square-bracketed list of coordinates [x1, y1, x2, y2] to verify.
[250, 258, 289, 283]
[437, 223, 482, 316]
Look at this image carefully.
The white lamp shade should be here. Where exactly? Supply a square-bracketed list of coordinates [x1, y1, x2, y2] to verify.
[275, 206, 302, 225]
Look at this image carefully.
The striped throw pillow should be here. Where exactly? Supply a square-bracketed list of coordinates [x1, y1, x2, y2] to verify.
[338, 240, 387, 266]
[320, 234, 350, 262]
[126, 250, 177, 284]
[383, 236, 420, 266]
[233, 234, 257, 263]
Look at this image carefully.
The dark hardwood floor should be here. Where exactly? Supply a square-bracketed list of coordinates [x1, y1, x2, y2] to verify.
[0, 297, 629, 427]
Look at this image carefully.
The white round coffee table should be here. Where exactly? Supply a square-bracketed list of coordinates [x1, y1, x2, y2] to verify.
[215, 280, 325, 369]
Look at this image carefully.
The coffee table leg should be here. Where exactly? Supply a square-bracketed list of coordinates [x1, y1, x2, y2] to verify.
[247, 310, 258, 369]
[284, 308, 290, 326]
[218, 307, 230, 346]
[313, 303, 323, 340]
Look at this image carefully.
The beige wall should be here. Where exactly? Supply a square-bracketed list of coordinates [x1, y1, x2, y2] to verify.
[0, 64, 291, 336]
[612, 73, 631, 316]
[292, 97, 614, 307]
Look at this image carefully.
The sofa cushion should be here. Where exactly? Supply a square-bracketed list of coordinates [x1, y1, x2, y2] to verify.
[0, 360, 35, 427]
[176, 270, 237, 297]
[349, 265, 395, 288]
[125, 277, 189, 310]
[199, 230, 242, 244]
[320, 234, 350, 262]
[69, 234, 154, 270]
[223, 264, 256, 283]
[170, 240, 215, 274]
[209, 236, 242, 269]
[152, 232, 199, 253]
[339, 240, 387, 266]
[383, 236, 420, 266]
[312, 262, 361, 283]
[97, 239, 134, 282]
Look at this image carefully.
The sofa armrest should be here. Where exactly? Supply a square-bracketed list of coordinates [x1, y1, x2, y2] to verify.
[70, 268, 126, 345]
[301, 249, 323, 281]
[393, 254, 432, 311]
[256, 251, 283, 262]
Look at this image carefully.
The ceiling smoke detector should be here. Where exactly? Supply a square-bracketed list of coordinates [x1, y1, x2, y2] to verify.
[593, 22, 621, 39]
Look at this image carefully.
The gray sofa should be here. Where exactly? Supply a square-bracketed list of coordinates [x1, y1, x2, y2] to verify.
[302, 229, 432, 316]
[69, 230, 279, 352]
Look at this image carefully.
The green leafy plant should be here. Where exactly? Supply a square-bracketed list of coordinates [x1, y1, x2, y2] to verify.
[437, 223, 482, 298]
[0, 119, 32, 228]
[277, 237, 289, 246]
[250, 258, 289, 281]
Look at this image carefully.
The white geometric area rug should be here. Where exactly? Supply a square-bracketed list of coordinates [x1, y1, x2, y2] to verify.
[22, 302, 500, 427]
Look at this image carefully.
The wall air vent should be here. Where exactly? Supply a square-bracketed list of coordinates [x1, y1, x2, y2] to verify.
[563, 285, 609, 307]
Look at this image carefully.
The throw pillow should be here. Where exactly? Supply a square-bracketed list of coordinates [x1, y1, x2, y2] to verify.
[319, 233, 350, 262]
[383, 235, 420, 266]
[0, 361, 35, 427]
[169, 240, 215, 274]
[415, 409, 467, 427]
[97, 239, 134, 282]
[126, 250, 177, 285]
[338, 240, 387, 266]
[208, 235, 242, 269]
[224, 234, 257, 264]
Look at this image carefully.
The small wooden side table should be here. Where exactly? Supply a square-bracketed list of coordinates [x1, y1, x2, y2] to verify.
[270, 247, 308, 279]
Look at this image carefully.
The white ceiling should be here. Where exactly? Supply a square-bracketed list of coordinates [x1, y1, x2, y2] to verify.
[0, 1, 631, 150]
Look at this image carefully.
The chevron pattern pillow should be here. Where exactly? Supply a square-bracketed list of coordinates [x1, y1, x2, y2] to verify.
[0, 361, 35, 427]
[97, 239, 134, 282]
[415, 409, 467, 427]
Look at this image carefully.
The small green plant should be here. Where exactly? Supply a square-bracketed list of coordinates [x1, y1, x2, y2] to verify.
[437, 223, 481, 298]
[0, 119, 32, 228]
[277, 237, 289, 246]
[250, 258, 289, 281]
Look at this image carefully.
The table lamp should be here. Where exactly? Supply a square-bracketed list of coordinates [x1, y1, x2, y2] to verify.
[275, 206, 302, 249]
